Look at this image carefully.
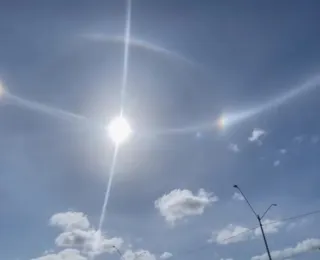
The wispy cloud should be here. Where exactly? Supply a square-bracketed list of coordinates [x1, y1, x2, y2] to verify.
[155, 189, 218, 225]
[248, 128, 266, 144]
[160, 252, 173, 259]
[251, 238, 320, 260]
[273, 160, 280, 167]
[211, 219, 283, 245]
[228, 143, 240, 153]
[279, 149, 287, 154]
[232, 192, 244, 201]
[294, 135, 304, 143]
[211, 224, 251, 244]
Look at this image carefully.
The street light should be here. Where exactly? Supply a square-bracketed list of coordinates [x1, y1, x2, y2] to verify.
[233, 185, 276, 260]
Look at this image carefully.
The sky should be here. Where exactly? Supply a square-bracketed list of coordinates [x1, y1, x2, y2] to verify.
[1, 0, 320, 260]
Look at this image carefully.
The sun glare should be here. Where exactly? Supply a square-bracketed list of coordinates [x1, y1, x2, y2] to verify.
[107, 115, 132, 145]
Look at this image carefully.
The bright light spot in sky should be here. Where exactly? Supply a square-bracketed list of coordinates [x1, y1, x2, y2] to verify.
[0, 82, 6, 98]
[217, 115, 227, 129]
[107, 115, 132, 145]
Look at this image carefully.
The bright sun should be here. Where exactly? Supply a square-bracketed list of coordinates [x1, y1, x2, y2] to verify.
[107, 115, 132, 145]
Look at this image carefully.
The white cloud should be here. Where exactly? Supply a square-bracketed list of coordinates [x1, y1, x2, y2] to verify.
[212, 224, 251, 244]
[294, 135, 304, 143]
[50, 211, 123, 257]
[273, 160, 280, 167]
[31, 249, 87, 260]
[251, 238, 320, 260]
[213, 220, 283, 245]
[155, 189, 218, 224]
[232, 192, 244, 201]
[123, 250, 156, 260]
[228, 143, 240, 153]
[160, 252, 173, 259]
[50, 212, 90, 231]
[220, 258, 233, 260]
[254, 219, 283, 236]
[279, 149, 287, 154]
[55, 229, 123, 255]
[248, 128, 266, 144]
[286, 218, 309, 231]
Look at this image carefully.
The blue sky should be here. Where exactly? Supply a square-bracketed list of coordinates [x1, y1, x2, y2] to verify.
[1, 1, 320, 260]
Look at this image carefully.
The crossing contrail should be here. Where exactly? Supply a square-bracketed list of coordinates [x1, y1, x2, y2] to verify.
[97, 0, 132, 233]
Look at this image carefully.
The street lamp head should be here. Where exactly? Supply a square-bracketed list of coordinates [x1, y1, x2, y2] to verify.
[272, 204, 277, 206]
[233, 185, 239, 188]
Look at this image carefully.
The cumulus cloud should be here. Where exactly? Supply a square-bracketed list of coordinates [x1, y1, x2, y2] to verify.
[123, 249, 156, 260]
[254, 219, 283, 236]
[220, 258, 233, 260]
[232, 192, 244, 201]
[228, 143, 240, 153]
[273, 160, 280, 167]
[55, 229, 123, 255]
[31, 249, 87, 260]
[155, 189, 218, 224]
[160, 252, 173, 259]
[251, 238, 320, 260]
[248, 128, 266, 144]
[50, 212, 90, 231]
[212, 220, 283, 245]
[212, 224, 252, 244]
[50, 211, 123, 257]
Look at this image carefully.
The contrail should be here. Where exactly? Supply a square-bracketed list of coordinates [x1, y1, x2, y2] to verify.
[97, 145, 119, 231]
[3, 90, 86, 123]
[120, 0, 132, 112]
[80, 34, 200, 69]
[97, 0, 132, 232]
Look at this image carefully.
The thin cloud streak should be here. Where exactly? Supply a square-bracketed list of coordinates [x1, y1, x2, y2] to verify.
[80, 34, 200, 68]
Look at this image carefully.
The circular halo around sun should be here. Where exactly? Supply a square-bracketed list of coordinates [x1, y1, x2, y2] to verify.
[107, 116, 132, 145]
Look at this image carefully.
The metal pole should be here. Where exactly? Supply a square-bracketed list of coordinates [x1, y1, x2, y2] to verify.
[233, 185, 275, 260]
[258, 215, 273, 260]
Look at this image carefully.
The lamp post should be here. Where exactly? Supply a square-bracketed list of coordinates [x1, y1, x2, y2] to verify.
[233, 185, 276, 260]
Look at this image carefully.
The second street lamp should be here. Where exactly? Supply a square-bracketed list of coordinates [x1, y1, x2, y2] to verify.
[233, 185, 276, 260]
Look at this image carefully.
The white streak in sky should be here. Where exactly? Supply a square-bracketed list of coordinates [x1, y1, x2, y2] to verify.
[120, 0, 132, 112]
[98, 145, 119, 231]
[222, 75, 320, 128]
[97, 0, 132, 233]
[157, 74, 320, 136]
[81, 34, 199, 68]
[5, 92, 86, 122]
